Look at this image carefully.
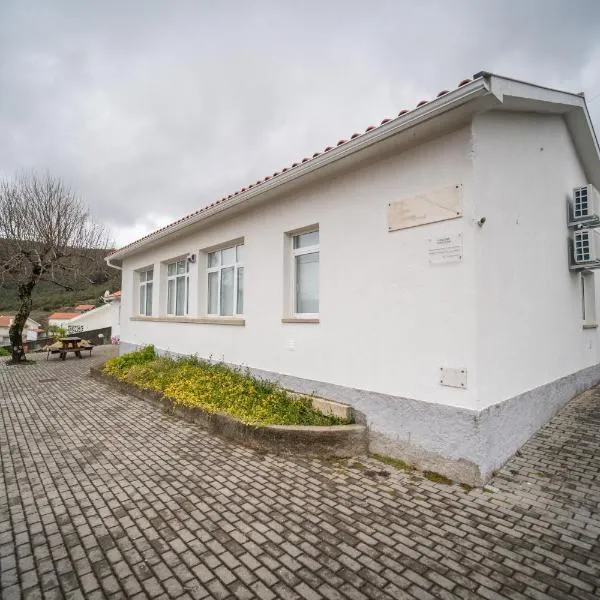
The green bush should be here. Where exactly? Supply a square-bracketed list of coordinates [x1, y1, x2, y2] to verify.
[0, 347, 10, 357]
[103, 346, 349, 426]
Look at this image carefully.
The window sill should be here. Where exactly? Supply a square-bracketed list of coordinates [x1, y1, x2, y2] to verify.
[281, 317, 320, 324]
[131, 316, 245, 326]
[583, 323, 598, 329]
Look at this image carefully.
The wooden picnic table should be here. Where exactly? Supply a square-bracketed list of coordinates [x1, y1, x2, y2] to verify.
[59, 337, 83, 360]
[46, 337, 94, 360]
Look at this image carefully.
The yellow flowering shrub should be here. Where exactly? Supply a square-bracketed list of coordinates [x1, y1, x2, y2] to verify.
[103, 346, 350, 426]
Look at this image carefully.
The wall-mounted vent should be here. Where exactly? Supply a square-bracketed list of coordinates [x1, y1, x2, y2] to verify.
[568, 184, 600, 228]
[571, 229, 600, 270]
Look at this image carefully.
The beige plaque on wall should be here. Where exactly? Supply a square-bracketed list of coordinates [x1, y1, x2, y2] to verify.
[387, 184, 463, 231]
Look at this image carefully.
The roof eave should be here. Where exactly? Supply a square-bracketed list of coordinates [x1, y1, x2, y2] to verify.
[485, 73, 600, 190]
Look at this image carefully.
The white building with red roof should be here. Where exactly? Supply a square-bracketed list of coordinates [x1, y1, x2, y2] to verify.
[0, 315, 43, 344]
[105, 72, 600, 484]
[48, 312, 80, 330]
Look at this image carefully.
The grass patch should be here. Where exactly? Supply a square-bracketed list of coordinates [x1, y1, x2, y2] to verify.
[0, 347, 10, 357]
[370, 453, 415, 472]
[423, 471, 453, 485]
[459, 483, 474, 492]
[103, 346, 351, 427]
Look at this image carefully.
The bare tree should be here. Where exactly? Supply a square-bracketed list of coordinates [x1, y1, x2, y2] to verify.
[0, 171, 110, 363]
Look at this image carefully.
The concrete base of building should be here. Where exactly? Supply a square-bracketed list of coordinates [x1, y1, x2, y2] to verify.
[119, 342, 600, 485]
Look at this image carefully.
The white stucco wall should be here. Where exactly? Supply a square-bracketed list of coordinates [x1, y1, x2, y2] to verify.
[66, 304, 113, 333]
[472, 112, 600, 410]
[110, 300, 121, 338]
[120, 126, 480, 409]
[48, 318, 75, 329]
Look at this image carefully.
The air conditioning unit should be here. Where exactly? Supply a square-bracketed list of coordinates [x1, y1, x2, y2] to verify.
[571, 229, 600, 269]
[568, 184, 600, 228]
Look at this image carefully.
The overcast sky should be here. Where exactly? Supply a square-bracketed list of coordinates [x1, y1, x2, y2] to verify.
[1, 0, 599, 247]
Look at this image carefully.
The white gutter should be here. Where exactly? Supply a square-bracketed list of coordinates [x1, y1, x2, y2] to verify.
[106, 256, 122, 270]
[107, 77, 492, 262]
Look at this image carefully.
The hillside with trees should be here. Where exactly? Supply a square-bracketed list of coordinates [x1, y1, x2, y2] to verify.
[0, 257, 121, 324]
[0, 172, 113, 361]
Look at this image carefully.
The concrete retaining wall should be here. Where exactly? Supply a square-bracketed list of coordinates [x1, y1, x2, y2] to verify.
[90, 365, 368, 458]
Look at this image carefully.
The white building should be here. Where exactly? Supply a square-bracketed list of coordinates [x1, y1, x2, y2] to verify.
[65, 291, 122, 341]
[66, 304, 111, 335]
[0, 315, 42, 344]
[48, 312, 80, 330]
[106, 72, 600, 484]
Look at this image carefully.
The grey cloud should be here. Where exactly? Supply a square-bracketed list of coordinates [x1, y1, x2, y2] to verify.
[1, 0, 599, 245]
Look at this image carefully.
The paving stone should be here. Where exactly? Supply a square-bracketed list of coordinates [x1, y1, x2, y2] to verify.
[0, 347, 599, 600]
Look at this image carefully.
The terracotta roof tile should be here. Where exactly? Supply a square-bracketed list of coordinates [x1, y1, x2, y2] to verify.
[48, 312, 80, 320]
[111, 73, 483, 256]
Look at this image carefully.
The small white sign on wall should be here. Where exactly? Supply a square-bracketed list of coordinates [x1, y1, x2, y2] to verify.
[428, 233, 463, 265]
[440, 367, 467, 389]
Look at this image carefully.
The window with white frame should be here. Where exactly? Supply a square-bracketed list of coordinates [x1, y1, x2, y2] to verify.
[207, 243, 244, 316]
[138, 268, 153, 316]
[167, 259, 189, 316]
[582, 271, 596, 326]
[291, 229, 319, 314]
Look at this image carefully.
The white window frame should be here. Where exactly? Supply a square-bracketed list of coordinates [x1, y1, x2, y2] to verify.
[582, 271, 597, 327]
[206, 243, 244, 316]
[290, 228, 319, 317]
[166, 259, 190, 316]
[138, 268, 154, 316]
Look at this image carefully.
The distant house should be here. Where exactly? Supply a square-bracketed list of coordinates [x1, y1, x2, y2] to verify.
[75, 304, 95, 312]
[0, 315, 43, 344]
[66, 291, 122, 341]
[48, 312, 80, 330]
[106, 71, 600, 484]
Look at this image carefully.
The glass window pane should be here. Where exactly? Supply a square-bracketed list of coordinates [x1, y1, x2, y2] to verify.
[293, 230, 319, 249]
[296, 252, 319, 313]
[177, 260, 186, 275]
[167, 263, 176, 277]
[236, 244, 244, 262]
[208, 251, 220, 268]
[167, 279, 175, 314]
[176, 276, 186, 315]
[220, 266, 234, 316]
[236, 267, 244, 314]
[208, 272, 218, 314]
[186, 277, 190, 316]
[221, 246, 235, 266]
[139, 284, 145, 314]
[146, 282, 153, 315]
[146, 269, 153, 282]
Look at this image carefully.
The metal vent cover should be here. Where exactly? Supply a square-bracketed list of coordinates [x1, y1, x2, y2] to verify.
[574, 230, 592, 263]
[574, 186, 590, 219]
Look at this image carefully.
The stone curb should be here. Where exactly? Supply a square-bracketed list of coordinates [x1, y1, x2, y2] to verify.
[90, 364, 368, 458]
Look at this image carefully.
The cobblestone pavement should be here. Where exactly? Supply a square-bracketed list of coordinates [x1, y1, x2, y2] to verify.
[1, 348, 599, 600]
